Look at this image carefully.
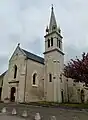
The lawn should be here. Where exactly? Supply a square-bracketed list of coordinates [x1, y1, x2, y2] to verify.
[20, 101, 88, 109]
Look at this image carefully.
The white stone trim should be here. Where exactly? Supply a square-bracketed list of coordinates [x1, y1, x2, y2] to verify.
[32, 84, 38, 87]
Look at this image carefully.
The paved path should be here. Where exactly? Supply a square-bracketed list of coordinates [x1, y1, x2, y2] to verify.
[0, 103, 88, 120]
[0, 114, 25, 120]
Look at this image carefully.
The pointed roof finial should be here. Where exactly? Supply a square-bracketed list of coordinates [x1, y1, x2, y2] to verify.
[51, 4, 53, 11]
[18, 43, 20, 47]
[49, 4, 57, 32]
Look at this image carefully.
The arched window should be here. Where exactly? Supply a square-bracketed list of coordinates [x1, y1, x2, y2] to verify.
[48, 39, 50, 48]
[14, 65, 17, 79]
[57, 38, 62, 49]
[33, 73, 37, 85]
[51, 37, 53, 46]
[59, 40, 61, 49]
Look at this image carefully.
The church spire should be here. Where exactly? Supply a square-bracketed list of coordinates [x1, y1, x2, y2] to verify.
[49, 4, 57, 32]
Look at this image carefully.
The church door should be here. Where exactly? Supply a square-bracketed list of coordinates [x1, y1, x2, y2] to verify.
[10, 87, 16, 102]
[61, 91, 64, 103]
[81, 90, 84, 103]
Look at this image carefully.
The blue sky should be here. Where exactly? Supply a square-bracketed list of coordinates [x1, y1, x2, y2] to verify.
[0, 0, 88, 73]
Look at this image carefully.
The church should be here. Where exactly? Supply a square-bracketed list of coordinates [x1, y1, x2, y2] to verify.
[0, 6, 88, 103]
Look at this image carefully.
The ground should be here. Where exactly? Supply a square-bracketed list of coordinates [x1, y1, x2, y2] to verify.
[0, 103, 88, 120]
[0, 114, 25, 120]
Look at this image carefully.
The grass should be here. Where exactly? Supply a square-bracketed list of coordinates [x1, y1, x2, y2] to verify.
[20, 101, 88, 109]
[59, 103, 88, 109]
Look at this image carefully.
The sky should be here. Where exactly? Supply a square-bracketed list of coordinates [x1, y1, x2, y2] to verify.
[0, 0, 88, 74]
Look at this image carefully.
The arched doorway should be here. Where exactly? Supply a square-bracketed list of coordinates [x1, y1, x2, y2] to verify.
[10, 87, 16, 102]
[81, 90, 84, 103]
[61, 91, 64, 103]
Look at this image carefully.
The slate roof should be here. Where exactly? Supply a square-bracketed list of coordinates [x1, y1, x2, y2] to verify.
[22, 49, 44, 64]
[0, 70, 7, 77]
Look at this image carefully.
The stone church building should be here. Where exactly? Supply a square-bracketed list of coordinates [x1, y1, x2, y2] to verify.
[0, 6, 88, 103]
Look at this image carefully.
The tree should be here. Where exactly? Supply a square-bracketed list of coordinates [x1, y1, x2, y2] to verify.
[64, 52, 88, 85]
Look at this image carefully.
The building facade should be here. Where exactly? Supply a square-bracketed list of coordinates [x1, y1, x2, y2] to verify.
[0, 6, 88, 103]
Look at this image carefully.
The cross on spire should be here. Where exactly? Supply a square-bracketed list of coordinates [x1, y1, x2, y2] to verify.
[51, 4, 53, 11]
[49, 4, 57, 32]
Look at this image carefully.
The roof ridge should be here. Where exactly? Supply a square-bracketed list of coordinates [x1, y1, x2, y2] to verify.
[22, 49, 44, 64]
[22, 49, 44, 59]
[0, 70, 7, 77]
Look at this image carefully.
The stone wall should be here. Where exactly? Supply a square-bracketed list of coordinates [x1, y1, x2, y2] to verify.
[25, 59, 44, 102]
[63, 76, 88, 103]
[1, 71, 8, 101]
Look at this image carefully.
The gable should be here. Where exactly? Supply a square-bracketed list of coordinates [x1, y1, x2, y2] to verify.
[9, 44, 44, 64]
[9, 45, 26, 62]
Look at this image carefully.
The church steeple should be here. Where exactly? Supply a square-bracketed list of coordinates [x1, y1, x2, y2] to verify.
[44, 6, 64, 103]
[49, 5, 57, 33]
[44, 5, 64, 54]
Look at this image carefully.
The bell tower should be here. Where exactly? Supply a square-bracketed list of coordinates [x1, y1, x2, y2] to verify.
[44, 5, 64, 102]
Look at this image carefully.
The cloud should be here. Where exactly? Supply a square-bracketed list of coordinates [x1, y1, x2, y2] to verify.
[0, 0, 88, 73]
[22, 36, 44, 57]
[0, 56, 8, 74]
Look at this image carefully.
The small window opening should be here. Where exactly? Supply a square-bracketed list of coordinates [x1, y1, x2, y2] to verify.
[48, 39, 50, 48]
[60, 74, 62, 83]
[57, 39, 59, 47]
[59, 40, 61, 48]
[49, 73, 52, 82]
[51, 37, 53, 46]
